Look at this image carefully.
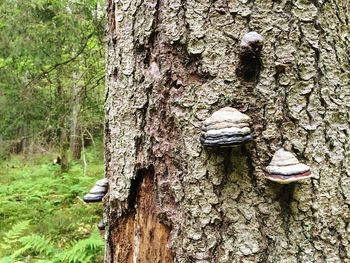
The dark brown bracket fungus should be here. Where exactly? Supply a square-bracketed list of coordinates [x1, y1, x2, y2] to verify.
[83, 178, 108, 203]
[265, 148, 312, 184]
[200, 107, 253, 147]
[236, 31, 264, 82]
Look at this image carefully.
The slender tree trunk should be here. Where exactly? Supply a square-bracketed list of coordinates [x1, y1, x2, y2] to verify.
[55, 69, 70, 172]
[60, 127, 69, 173]
[70, 72, 82, 160]
[105, 1, 350, 262]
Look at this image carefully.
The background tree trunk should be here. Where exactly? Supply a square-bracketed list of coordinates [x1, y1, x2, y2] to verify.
[60, 127, 69, 173]
[70, 72, 82, 161]
[105, 1, 350, 262]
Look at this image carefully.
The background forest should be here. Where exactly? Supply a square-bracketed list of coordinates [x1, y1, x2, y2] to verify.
[0, 0, 106, 261]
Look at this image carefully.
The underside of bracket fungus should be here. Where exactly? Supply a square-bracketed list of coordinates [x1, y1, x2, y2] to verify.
[83, 178, 108, 203]
[265, 149, 312, 184]
[200, 107, 253, 147]
[236, 31, 264, 82]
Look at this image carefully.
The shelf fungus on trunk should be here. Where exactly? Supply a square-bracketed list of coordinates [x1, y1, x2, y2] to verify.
[200, 107, 253, 147]
[97, 219, 106, 231]
[236, 31, 264, 82]
[83, 178, 108, 203]
[265, 149, 312, 184]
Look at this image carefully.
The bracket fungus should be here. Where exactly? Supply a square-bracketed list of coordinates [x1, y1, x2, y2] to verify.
[83, 178, 108, 203]
[236, 31, 264, 82]
[265, 149, 312, 184]
[97, 219, 106, 231]
[200, 107, 253, 147]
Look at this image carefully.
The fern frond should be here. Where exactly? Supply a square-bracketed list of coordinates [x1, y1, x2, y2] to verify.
[55, 229, 104, 263]
[1, 220, 31, 249]
[8, 244, 30, 258]
[19, 234, 55, 255]
[58, 250, 93, 263]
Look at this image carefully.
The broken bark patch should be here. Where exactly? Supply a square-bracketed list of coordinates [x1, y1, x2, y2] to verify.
[111, 169, 174, 263]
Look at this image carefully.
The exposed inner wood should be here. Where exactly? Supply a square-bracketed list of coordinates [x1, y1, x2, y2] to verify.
[111, 170, 174, 263]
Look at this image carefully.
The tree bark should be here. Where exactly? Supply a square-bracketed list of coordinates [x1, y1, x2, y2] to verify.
[105, 1, 350, 262]
[70, 72, 82, 160]
[60, 127, 69, 173]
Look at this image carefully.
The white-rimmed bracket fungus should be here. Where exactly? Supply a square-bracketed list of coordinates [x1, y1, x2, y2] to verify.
[236, 31, 264, 82]
[200, 107, 253, 147]
[265, 149, 312, 184]
[83, 178, 108, 203]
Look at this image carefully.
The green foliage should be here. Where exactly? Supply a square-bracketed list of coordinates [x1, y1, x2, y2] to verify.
[55, 229, 104, 263]
[0, 146, 105, 262]
[0, 0, 106, 259]
[0, 224, 103, 262]
[1, 220, 31, 250]
[19, 234, 56, 255]
[0, 0, 105, 153]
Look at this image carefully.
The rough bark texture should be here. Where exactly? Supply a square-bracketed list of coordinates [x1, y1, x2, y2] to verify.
[105, 0, 350, 262]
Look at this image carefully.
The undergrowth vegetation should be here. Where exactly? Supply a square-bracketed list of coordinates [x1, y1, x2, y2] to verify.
[0, 145, 105, 262]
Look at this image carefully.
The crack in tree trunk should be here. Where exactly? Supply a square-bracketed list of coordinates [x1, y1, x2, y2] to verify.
[110, 167, 173, 263]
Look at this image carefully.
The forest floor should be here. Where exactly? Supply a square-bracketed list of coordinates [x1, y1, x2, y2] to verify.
[0, 145, 105, 262]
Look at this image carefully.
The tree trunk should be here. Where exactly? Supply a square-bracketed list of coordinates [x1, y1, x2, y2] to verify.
[70, 72, 82, 161]
[60, 127, 69, 173]
[104, 1, 350, 262]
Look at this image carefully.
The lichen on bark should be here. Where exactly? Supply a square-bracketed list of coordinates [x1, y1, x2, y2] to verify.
[105, 0, 350, 262]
